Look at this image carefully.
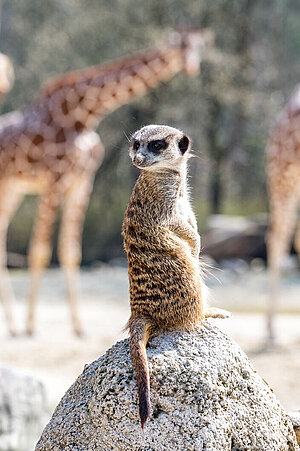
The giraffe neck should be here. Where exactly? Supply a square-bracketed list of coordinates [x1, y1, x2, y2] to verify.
[38, 43, 185, 131]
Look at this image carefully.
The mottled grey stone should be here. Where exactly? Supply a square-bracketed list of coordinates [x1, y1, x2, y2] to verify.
[289, 411, 300, 446]
[36, 324, 299, 450]
[0, 365, 49, 451]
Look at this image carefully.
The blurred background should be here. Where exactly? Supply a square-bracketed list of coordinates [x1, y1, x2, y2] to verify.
[0, 1, 299, 449]
[2, 0, 299, 262]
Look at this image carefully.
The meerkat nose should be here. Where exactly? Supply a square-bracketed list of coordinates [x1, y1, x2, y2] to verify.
[134, 154, 145, 165]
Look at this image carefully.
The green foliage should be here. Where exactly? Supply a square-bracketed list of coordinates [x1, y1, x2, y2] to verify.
[1, 0, 299, 263]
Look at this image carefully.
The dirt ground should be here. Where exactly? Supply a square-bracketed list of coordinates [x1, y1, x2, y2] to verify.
[0, 266, 299, 427]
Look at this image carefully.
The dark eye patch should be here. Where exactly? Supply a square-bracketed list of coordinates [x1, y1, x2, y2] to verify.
[148, 139, 168, 153]
[133, 140, 140, 151]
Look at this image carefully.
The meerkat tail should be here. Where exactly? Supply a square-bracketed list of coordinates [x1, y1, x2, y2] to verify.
[129, 318, 152, 430]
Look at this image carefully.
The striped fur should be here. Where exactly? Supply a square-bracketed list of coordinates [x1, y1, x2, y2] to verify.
[123, 125, 206, 428]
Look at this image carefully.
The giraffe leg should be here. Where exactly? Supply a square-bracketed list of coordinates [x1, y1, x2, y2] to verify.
[266, 191, 298, 343]
[293, 207, 300, 263]
[0, 182, 24, 336]
[26, 188, 61, 336]
[58, 175, 94, 336]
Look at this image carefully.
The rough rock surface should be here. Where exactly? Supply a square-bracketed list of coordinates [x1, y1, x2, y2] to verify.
[36, 324, 298, 451]
[289, 411, 300, 445]
[0, 365, 49, 451]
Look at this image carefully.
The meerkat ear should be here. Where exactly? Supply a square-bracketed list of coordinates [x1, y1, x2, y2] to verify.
[178, 135, 190, 154]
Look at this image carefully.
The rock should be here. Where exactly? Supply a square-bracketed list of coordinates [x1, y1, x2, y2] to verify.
[0, 365, 49, 451]
[289, 411, 300, 445]
[201, 214, 268, 261]
[36, 324, 299, 451]
[7, 252, 27, 268]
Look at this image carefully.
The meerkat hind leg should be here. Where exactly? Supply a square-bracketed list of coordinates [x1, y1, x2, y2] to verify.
[204, 307, 231, 319]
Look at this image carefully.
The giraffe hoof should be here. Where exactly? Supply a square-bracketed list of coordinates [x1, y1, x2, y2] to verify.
[25, 328, 35, 337]
[74, 328, 84, 338]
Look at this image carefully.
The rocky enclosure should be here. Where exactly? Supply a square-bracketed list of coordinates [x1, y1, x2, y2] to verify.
[0, 365, 48, 451]
[36, 324, 298, 451]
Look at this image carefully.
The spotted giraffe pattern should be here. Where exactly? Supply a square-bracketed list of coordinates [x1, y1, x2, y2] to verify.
[0, 29, 210, 336]
[266, 84, 300, 341]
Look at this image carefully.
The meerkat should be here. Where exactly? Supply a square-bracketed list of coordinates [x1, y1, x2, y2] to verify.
[122, 124, 229, 429]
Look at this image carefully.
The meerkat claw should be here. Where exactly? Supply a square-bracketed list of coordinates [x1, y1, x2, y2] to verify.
[204, 307, 231, 319]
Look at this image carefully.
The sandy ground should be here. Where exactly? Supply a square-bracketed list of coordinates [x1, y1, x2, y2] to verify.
[0, 266, 299, 427]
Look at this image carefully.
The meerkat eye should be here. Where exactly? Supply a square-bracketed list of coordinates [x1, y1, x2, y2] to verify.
[148, 140, 167, 153]
[133, 140, 140, 151]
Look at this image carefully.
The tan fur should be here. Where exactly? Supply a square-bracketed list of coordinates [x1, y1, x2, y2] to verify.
[122, 125, 228, 428]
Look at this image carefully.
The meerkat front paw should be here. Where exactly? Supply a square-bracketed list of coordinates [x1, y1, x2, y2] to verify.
[204, 307, 231, 319]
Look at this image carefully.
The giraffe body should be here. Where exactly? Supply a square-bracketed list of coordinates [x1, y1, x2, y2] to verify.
[266, 83, 300, 342]
[0, 30, 211, 336]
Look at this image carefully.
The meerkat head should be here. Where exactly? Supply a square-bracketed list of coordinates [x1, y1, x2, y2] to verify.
[129, 125, 191, 172]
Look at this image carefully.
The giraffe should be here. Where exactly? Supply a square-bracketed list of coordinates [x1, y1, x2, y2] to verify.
[0, 29, 212, 336]
[266, 83, 300, 342]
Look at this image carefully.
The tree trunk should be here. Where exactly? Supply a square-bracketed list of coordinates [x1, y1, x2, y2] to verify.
[209, 158, 223, 214]
[206, 97, 225, 214]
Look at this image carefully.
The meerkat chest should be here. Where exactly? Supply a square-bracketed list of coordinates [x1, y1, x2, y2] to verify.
[177, 195, 191, 216]
[176, 194, 197, 229]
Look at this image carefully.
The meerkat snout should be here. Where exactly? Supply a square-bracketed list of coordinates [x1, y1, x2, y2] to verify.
[133, 153, 145, 166]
